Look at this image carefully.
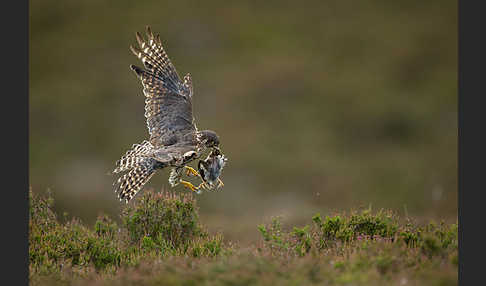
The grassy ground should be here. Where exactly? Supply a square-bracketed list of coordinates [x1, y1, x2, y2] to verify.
[29, 189, 457, 286]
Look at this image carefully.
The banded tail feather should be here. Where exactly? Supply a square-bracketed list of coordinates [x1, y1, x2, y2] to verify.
[114, 157, 166, 203]
[113, 140, 154, 174]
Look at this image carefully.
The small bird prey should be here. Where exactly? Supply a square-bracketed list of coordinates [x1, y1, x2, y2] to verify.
[113, 26, 227, 203]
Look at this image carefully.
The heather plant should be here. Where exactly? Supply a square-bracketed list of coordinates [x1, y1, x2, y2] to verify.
[121, 191, 204, 248]
[258, 209, 457, 260]
[255, 210, 457, 285]
[257, 216, 290, 254]
[311, 209, 399, 247]
[30, 191, 125, 274]
[29, 190, 457, 285]
[94, 214, 117, 239]
[29, 189, 228, 281]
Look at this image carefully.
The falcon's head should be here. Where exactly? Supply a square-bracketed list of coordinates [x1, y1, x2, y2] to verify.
[198, 147, 227, 189]
[197, 130, 220, 148]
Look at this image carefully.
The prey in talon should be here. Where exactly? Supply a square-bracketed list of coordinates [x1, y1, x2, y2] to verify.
[180, 148, 228, 192]
[197, 148, 228, 190]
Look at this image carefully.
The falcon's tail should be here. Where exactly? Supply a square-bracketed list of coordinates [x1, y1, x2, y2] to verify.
[113, 141, 166, 203]
[113, 140, 154, 174]
[114, 157, 166, 203]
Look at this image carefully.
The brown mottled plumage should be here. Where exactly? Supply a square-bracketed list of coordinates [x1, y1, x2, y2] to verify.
[113, 26, 225, 203]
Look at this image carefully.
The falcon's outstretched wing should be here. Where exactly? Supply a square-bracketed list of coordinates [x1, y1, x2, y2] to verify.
[130, 26, 196, 147]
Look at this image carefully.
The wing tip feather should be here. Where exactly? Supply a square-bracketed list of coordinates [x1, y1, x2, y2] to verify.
[135, 32, 145, 48]
[130, 64, 144, 76]
[146, 25, 154, 39]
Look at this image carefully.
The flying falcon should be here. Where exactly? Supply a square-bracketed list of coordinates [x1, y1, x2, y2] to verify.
[113, 26, 227, 203]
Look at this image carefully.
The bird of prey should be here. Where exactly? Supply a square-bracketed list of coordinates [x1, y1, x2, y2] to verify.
[113, 26, 227, 203]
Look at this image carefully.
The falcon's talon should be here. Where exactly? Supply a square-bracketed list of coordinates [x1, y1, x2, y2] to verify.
[179, 180, 197, 192]
[179, 179, 205, 194]
[184, 166, 200, 177]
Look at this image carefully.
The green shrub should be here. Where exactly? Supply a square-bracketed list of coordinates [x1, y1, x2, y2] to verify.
[399, 221, 421, 248]
[86, 235, 122, 270]
[30, 191, 123, 273]
[141, 235, 157, 251]
[347, 209, 398, 238]
[29, 189, 457, 285]
[257, 217, 290, 254]
[421, 235, 441, 258]
[191, 234, 224, 257]
[29, 189, 228, 278]
[121, 191, 204, 249]
[94, 214, 118, 239]
[291, 226, 312, 256]
[259, 209, 457, 261]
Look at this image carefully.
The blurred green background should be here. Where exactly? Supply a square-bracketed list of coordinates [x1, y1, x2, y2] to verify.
[30, 0, 457, 244]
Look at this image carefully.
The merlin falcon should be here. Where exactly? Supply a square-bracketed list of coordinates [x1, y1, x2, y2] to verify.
[113, 26, 227, 203]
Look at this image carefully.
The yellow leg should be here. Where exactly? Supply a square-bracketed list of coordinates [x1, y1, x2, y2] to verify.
[183, 166, 210, 189]
[184, 166, 200, 177]
[179, 179, 206, 194]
